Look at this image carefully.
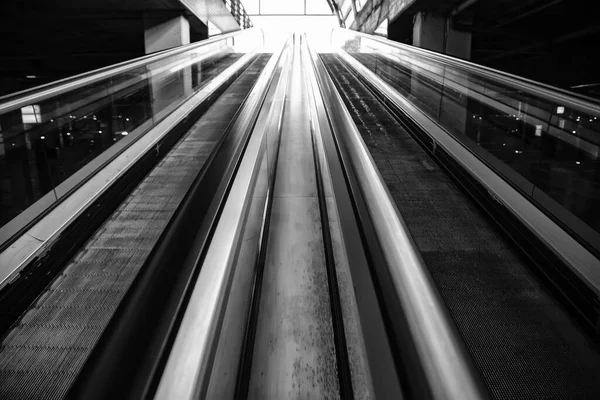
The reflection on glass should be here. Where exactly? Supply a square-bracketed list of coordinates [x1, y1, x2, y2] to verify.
[331, 29, 600, 239]
[0, 29, 263, 233]
[21, 105, 41, 124]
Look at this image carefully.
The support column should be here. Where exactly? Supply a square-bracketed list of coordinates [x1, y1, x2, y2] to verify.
[412, 12, 472, 59]
[446, 21, 472, 60]
[412, 12, 445, 53]
[144, 14, 191, 54]
[412, 12, 472, 136]
[144, 14, 193, 119]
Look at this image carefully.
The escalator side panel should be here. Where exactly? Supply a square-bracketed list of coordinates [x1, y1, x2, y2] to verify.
[321, 54, 600, 399]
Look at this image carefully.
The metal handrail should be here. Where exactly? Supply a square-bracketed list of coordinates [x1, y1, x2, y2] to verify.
[153, 39, 290, 400]
[331, 28, 600, 116]
[0, 28, 263, 115]
[309, 38, 489, 399]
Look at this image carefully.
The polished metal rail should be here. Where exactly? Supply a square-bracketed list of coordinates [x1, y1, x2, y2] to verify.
[0, 28, 262, 115]
[309, 38, 489, 399]
[330, 28, 600, 116]
[154, 39, 291, 400]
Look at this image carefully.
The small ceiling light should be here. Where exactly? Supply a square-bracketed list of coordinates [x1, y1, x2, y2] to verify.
[40, 136, 45, 139]
[26, 75, 37, 79]
[121, 131, 128, 136]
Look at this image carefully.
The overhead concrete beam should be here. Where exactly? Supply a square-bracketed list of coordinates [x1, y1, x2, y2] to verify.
[178, 0, 240, 33]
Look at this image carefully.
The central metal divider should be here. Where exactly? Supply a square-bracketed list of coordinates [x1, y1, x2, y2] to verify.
[156, 33, 488, 400]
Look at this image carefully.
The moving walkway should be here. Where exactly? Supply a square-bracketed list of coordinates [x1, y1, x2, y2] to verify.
[0, 27, 599, 399]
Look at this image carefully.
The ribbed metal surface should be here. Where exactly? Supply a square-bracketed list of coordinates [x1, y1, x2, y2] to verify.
[0, 54, 271, 400]
[321, 53, 600, 400]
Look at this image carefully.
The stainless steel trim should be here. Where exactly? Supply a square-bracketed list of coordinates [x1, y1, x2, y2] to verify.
[0, 28, 263, 115]
[336, 48, 600, 294]
[300, 37, 391, 399]
[0, 51, 257, 289]
[331, 28, 600, 116]
[308, 42, 489, 400]
[154, 40, 291, 400]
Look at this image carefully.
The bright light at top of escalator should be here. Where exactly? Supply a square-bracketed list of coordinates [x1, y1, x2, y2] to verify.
[121, 131, 129, 136]
[576, 161, 581, 165]
[242, 0, 333, 15]
[241, 0, 338, 51]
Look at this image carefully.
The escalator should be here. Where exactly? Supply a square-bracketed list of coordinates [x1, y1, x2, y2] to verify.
[321, 53, 600, 399]
[0, 54, 271, 399]
[0, 29, 275, 399]
[1, 26, 600, 400]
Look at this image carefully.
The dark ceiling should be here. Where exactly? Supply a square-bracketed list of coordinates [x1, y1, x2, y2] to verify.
[388, 0, 600, 96]
[0, 0, 207, 96]
[468, 0, 600, 92]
